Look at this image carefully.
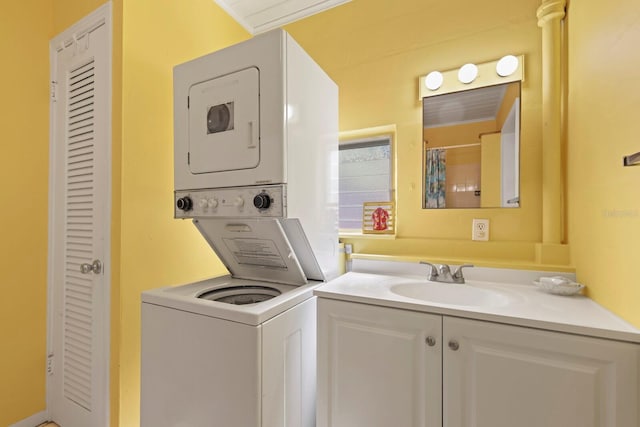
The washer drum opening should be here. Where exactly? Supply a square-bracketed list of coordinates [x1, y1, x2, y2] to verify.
[198, 285, 282, 305]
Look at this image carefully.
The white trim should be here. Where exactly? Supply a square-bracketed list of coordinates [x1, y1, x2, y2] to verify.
[211, 0, 253, 34]
[426, 142, 481, 151]
[339, 133, 393, 147]
[54, 19, 106, 52]
[339, 231, 397, 240]
[9, 411, 49, 427]
[338, 135, 393, 231]
[338, 125, 397, 235]
[47, 2, 112, 426]
[212, 0, 351, 35]
[350, 258, 576, 285]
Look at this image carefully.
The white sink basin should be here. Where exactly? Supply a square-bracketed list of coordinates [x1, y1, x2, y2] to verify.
[390, 282, 510, 308]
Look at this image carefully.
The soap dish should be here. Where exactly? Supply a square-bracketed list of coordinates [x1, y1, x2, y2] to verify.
[533, 278, 585, 296]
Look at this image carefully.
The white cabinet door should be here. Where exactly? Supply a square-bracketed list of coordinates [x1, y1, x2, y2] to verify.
[49, 5, 112, 426]
[443, 317, 640, 427]
[317, 299, 442, 427]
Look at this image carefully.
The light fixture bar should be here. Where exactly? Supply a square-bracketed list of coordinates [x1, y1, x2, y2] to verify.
[419, 54, 524, 99]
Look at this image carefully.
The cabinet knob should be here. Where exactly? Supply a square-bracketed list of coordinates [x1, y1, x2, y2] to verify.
[448, 340, 460, 351]
[425, 336, 436, 347]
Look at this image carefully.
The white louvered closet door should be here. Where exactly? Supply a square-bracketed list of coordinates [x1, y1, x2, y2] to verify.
[49, 4, 111, 427]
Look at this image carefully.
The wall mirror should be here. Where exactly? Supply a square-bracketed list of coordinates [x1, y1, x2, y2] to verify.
[423, 82, 521, 209]
[421, 57, 523, 210]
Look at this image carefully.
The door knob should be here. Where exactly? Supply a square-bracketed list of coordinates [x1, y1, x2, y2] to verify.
[80, 259, 102, 275]
[448, 340, 460, 351]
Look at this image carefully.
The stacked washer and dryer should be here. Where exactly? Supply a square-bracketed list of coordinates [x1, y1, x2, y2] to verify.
[140, 30, 338, 427]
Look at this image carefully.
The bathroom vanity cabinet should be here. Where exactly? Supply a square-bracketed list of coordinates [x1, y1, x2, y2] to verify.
[317, 298, 443, 427]
[317, 298, 640, 427]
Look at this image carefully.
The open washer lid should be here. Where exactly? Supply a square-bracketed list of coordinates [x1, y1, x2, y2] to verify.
[193, 217, 324, 286]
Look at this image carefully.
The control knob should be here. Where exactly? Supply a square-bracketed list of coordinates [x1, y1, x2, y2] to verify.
[176, 196, 193, 211]
[253, 193, 271, 210]
[234, 197, 245, 208]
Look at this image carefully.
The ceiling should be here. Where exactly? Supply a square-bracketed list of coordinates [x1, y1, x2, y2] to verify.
[213, 0, 352, 35]
[423, 84, 508, 128]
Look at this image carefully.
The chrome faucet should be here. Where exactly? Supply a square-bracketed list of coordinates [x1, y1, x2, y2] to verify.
[420, 261, 474, 284]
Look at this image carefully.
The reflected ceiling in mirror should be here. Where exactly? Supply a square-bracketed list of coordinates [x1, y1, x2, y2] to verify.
[423, 81, 521, 209]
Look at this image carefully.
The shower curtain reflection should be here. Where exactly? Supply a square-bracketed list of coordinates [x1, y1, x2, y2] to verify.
[425, 148, 446, 208]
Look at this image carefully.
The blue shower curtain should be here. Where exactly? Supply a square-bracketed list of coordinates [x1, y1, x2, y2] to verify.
[425, 149, 446, 208]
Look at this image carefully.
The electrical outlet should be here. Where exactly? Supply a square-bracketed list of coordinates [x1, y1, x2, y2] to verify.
[472, 219, 489, 241]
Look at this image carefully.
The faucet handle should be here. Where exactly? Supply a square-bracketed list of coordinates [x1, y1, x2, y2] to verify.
[419, 261, 439, 280]
[452, 264, 474, 283]
[438, 264, 452, 275]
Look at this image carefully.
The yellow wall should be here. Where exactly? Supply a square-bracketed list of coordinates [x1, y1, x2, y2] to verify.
[52, 0, 109, 33]
[424, 120, 496, 150]
[8, 1, 640, 425]
[567, 0, 640, 326]
[118, 1, 248, 425]
[445, 145, 481, 167]
[286, 0, 545, 264]
[0, 2, 52, 424]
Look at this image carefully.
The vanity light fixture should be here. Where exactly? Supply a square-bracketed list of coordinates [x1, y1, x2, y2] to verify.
[424, 71, 444, 91]
[496, 55, 519, 77]
[419, 54, 523, 99]
[457, 63, 478, 84]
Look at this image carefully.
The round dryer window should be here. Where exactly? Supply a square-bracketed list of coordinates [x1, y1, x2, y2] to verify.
[206, 102, 234, 134]
[198, 286, 281, 305]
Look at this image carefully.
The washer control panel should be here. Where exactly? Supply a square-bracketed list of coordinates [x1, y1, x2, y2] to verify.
[175, 185, 286, 218]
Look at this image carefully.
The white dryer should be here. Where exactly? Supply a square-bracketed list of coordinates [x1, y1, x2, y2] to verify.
[141, 29, 338, 427]
[173, 27, 339, 281]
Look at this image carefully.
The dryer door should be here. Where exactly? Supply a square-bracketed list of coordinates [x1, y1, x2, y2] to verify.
[188, 67, 260, 174]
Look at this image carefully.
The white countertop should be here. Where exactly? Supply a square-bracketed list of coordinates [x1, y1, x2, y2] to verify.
[314, 260, 640, 344]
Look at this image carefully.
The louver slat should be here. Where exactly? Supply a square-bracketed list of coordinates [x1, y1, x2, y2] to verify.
[63, 59, 95, 411]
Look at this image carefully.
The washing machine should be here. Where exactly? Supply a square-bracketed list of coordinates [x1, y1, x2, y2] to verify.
[141, 276, 319, 427]
[140, 29, 338, 427]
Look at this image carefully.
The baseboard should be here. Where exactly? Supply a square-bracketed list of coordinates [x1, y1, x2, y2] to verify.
[10, 411, 49, 427]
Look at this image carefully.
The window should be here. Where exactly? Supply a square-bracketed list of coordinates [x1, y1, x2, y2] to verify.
[339, 133, 394, 231]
